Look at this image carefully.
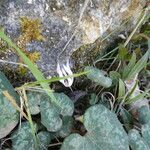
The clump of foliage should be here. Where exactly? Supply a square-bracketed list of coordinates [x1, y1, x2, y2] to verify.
[0, 8, 150, 150]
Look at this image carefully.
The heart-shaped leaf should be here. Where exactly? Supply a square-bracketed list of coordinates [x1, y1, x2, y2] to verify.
[85, 66, 112, 88]
[57, 116, 74, 138]
[40, 93, 74, 132]
[0, 71, 19, 139]
[138, 106, 150, 125]
[61, 104, 129, 150]
[11, 122, 52, 150]
[129, 106, 150, 150]
[27, 91, 41, 115]
[89, 93, 98, 105]
[40, 99, 62, 132]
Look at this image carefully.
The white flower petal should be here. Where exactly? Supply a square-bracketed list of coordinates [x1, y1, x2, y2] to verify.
[57, 60, 74, 87]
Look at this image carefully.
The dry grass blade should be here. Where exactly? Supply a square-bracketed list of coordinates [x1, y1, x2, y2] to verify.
[2, 91, 28, 120]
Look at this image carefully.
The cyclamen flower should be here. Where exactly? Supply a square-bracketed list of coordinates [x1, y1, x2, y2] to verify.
[57, 60, 74, 87]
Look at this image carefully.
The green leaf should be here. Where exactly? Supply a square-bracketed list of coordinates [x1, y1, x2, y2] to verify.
[118, 79, 126, 99]
[37, 131, 52, 149]
[129, 129, 149, 150]
[125, 49, 149, 80]
[40, 93, 74, 132]
[11, 122, 51, 150]
[109, 71, 121, 86]
[0, 71, 19, 139]
[27, 91, 41, 115]
[125, 80, 138, 103]
[126, 90, 149, 104]
[57, 116, 74, 138]
[85, 66, 112, 88]
[138, 106, 150, 125]
[128, 106, 150, 150]
[120, 108, 133, 131]
[89, 93, 98, 105]
[61, 105, 129, 150]
[22, 71, 88, 88]
[118, 44, 130, 61]
[122, 52, 136, 80]
[40, 100, 62, 132]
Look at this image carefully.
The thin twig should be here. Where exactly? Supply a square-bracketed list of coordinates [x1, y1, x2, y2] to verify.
[49, 142, 62, 147]
[0, 59, 28, 68]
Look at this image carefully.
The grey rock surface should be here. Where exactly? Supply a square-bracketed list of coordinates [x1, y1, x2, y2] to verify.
[0, 0, 147, 77]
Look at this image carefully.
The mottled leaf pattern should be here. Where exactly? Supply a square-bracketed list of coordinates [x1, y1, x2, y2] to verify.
[40, 99, 62, 132]
[129, 106, 150, 150]
[40, 93, 74, 132]
[27, 91, 41, 115]
[85, 66, 112, 88]
[0, 71, 19, 138]
[11, 122, 51, 150]
[61, 105, 129, 150]
[57, 116, 74, 138]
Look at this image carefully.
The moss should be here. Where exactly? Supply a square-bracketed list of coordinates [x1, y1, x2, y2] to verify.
[17, 66, 28, 76]
[16, 17, 44, 76]
[19, 16, 44, 44]
[0, 38, 9, 52]
[28, 52, 41, 63]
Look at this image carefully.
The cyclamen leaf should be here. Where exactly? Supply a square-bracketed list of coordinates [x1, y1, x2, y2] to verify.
[0, 71, 19, 139]
[89, 93, 98, 105]
[40, 93, 74, 132]
[37, 131, 52, 149]
[138, 106, 150, 124]
[61, 105, 129, 150]
[11, 122, 37, 150]
[129, 106, 150, 150]
[11, 122, 51, 150]
[40, 100, 62, 132]
[54, 93, 74, 116]
[27, 91, 41, 115]
[129, 129, 149, 150]
[57, 116, 74, 138]
[85, 66, 112, 88]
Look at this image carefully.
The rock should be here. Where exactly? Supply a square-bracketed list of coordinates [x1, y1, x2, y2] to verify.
[0, 0, 147, 78]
